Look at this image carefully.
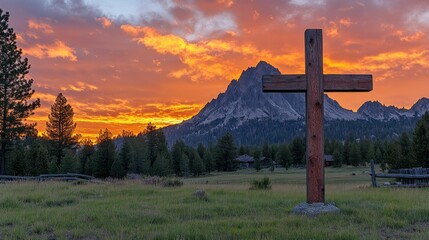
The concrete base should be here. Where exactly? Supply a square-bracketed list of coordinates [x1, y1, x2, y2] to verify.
[292, 202, 340, 217]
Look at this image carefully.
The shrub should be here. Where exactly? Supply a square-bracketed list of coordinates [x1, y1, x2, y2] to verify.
[142, 176, 183, 187]
[162, 178, 183, 187]
[143, 176, 163, 186]
[250, 177, 271, 190]
[193, 188, 208, 201]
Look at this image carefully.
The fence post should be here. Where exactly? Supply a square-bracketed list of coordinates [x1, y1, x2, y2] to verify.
[371, 159, 377, 187]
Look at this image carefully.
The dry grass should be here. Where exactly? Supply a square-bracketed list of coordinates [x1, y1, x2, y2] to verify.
[0, 167, 428, 239]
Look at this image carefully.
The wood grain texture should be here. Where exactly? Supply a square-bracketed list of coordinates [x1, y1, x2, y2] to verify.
[305, 29, 325, 204]
[262, 74, 372, 92]
[262, 75, 307, 92]
[324, 74, 372, 92]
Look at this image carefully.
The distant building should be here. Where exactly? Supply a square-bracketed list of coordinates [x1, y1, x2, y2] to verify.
[325, 155, 334, 167]
[236, 155, 269, 168]
[237, 154, 254, 168]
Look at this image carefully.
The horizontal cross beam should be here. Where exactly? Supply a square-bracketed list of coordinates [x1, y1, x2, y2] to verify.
[262, 74, 373, 92]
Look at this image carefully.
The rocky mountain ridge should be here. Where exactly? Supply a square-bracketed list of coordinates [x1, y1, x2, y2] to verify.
[163, 61, 428, 146]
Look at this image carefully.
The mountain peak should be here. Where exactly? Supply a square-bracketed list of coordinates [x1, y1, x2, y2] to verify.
[415, 97, 429, 105]
[163, 62, 428, 146]
[255, 61, 280, 73]
[410, 97, 429, 116]
[236, 61, 280, 91]
[256, 60, 273, 69]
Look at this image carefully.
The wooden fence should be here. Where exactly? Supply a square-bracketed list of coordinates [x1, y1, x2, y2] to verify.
[0, 173, 95, 182]
[370, 160, 429, 187]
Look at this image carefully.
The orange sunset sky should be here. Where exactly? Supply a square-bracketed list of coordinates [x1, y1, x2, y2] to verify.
[3, 0, 429, 140]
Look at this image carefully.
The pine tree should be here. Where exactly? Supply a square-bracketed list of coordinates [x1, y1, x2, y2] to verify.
[181, 152, 190, 177]
[46, 93, 78, 166]
[276, 144, 291, 169]
[128, 136, 146, 174]
[94, 129, 116, 178]
[360, 140, 371, 163]
[78, 138, 94, 174]
[269, 159, 275, 172]
[270, 145, 278, 165]
[215, 133, 237, 171]
[238, 145, 246, 155]
[172, 140, 185, 176]
[144, 122, 157, 167]
[60, 150, 78, 173]
[290, 137, 305, 166]
[110, 158, 126, 178]
[27, 139, 49, 175]
[332, 148, 342, 168]
[349, 142, 362, 167]
[152, 151, 170, 177]
[119, 138, 133, 173]
[0, 9, 40, 174]
[262, 143, 270, 163]
[367, 142, 375, 162]
[8, 145, 26, 175]
[342, 140, 351, 165]
[385, 141, 402, 169]
[253, 149, 261, 171]
[142, 123, 169, 173]
[399, 132, 412, 168]
[374, 147, 383, 164]
[204, 145, 215, 173]
[189, 149, 204, 176]
[84, 155, 95, 176]
[413, 113, 429, 168]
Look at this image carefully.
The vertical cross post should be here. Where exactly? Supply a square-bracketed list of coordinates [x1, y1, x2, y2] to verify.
[262, 29, 373, 205]
[305, 29, 325, 203]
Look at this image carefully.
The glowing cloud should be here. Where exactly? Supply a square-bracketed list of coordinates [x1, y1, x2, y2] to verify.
[4, 0, 429, 140]
[217, 0, 234, 7]
[399, 31, 425, 42]
[23, 40, 77, 61]
[122, 25, 301, 82]
[60, 82, 98, 92]
[325, 50, 429, 81]
[28, 19, 54, 34]
[16, 33, 25, 43]
[96, 17, 112, 28]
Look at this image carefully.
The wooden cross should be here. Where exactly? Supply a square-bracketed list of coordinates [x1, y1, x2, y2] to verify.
[262, 29, 373, 203]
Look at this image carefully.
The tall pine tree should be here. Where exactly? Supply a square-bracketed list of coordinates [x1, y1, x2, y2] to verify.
[0, 9, 40, 174]
[171, 140, 186, 176]
[413, 113, 429, 167]
[94, 129, 116, 178]
[78, 138, 94, 174]
[46, 93, 78, 166]
[276, 144, 291, 169]
[215, 133, 237, 171]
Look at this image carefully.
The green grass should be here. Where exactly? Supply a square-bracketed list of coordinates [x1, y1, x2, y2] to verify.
[1, 167, 428, 239]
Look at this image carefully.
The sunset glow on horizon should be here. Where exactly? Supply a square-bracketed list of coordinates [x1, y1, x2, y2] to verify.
[3, 0, 429, 140]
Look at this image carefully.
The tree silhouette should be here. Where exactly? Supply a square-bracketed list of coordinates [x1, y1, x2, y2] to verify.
[94, 128, 116, 178]
[46, 93, 78, 165]
[215, 133, 237, 171]
[413, 113, 429, 167]
[0, 9, 40, 174]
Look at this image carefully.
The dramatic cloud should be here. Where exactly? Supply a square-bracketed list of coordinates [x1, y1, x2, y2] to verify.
[23, 40, 77, 61]
[95, 17, 112, 28]
[28, 19, 54, 34]
[122, 25, 301, 82]
[2, 0, 429, 140]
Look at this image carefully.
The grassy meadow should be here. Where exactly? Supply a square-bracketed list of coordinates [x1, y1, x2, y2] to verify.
[1, 167, 429, 239]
